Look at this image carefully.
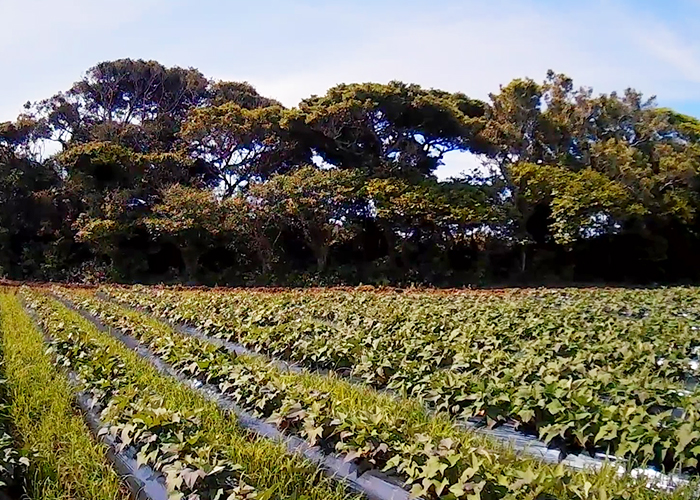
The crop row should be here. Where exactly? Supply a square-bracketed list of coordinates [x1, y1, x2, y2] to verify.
[58, 286, 696, 500]
[22, 288, 353, 500]
[101, 285, 700, 471]
[0, 291, 132, 500]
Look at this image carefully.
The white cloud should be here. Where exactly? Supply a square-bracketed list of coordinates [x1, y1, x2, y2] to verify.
[3, 0, 699, 115]
[621, 12, 700, 86]
[234, 0, 700, 179]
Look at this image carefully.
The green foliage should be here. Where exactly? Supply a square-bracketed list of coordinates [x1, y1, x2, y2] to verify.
[661, 109, 700, 142]
[27, 291, 255, 498]
[512, 163, 646, 244]
[62, 286, 697, 500]
[145, 185, 233, 237]
[250, 166, 366, 271]
[284, 81, 488, 178]
[181, 102, 306, 196]
[59, 141, 197, 194]
[35, 59, 210, 148]
[4, 60, 700, 283]
[366, 177, 497, 227]
[24, 289, 353, 500]
[0, 118, 67, 279]
[482, 72, 700, 258]
[105, 285, 700, 475]
[0, 315, 29, 496]
[143, 185, 253, 278]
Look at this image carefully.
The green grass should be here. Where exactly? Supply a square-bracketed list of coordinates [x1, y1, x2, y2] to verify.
[0, 291, 129, 500]
[25, 289, 356, 500]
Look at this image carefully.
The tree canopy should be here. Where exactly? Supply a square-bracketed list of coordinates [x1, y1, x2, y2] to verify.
[2, 59, 700, 285]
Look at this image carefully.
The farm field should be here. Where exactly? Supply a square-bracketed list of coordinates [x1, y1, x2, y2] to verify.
[0, 285, 699, 499]
[4, 2, 700, 498]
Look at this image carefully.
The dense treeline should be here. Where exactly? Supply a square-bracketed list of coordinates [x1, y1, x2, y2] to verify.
[2, 59, 700, 285]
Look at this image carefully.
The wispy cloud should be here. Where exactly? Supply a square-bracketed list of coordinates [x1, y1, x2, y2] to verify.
[245, 0, 700, 107]
[619, 7, 700, 87]
[0, 0, 164, 119]
[0, 0, 162, 59]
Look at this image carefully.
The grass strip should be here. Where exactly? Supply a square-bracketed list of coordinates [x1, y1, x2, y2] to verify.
[0, 298, 31, 500]
[22, 288, 355, 500]
[0, 291, 129, 500]
[61, 287, 699, 500]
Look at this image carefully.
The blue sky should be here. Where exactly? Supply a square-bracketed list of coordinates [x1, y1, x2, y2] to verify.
[2, 0, 700, 178]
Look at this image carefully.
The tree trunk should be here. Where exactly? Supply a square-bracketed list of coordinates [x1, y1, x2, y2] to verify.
[253, 233, 274, 275]
[181, 245, 199, 284]
[313, 244, 329, 273]
[378, 220, 399, 270]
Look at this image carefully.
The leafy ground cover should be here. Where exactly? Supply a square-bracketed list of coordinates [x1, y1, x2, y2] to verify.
[101, 285, 700, 474]
[0, 291, 128, 500]
[52, 286, 697, 499]
[21, 288, 354, 500]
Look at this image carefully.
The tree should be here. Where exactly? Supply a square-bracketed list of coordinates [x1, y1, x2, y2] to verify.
[34, 59, 211, 151]
[4, 59, 700, 284]
[512, 163, 646, 244]
[366, 177, 498, 271]
[142, 185, 252, 280]
[0, 118, 67, 278]
[62, 141, 217, 280]
[284, 82, 489, 179]
[180, 103, 308, 196]
[250, 166, 365, 272]
[480, 71, 700, 272]
[208, 81, 282, 109]
[58, 141, 205, 195]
